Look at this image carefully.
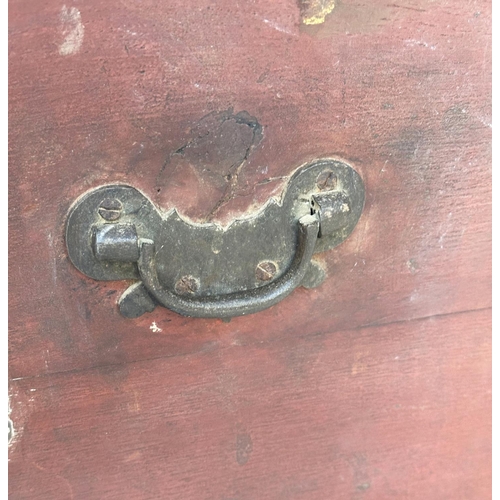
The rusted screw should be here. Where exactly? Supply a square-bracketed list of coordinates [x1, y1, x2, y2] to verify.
[316, 170, 338, 191]
[175, 275, 199, 295]
[255, 261, 277, 282]
[98, 198, 123, 221]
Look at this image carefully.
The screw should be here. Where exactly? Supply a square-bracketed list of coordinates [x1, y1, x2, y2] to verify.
[98, 198, 123, 221]
[175, 275, 199, 295]
[255, 261, 277, 282]
[316, 170, 338, 191]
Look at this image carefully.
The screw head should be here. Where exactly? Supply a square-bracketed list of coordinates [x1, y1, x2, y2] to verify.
[255, 261, 277, 282]
[175, 275, 199, 295]
[316, 170, 338, 191]
[98, 198, 123, 221]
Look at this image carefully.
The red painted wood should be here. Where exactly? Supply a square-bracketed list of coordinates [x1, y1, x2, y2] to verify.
[9, 0, 491, 497]
[8, 0, 491, 379]
[9, 310, 491, 499]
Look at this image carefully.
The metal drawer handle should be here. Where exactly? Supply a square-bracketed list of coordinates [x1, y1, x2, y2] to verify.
[66, 158, 365, 319]
[136, 214, 319, 318]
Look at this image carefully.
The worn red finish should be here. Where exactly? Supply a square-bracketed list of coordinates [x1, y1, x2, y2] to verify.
[9, 0, 491, 498]
[9, 311, 491, 499]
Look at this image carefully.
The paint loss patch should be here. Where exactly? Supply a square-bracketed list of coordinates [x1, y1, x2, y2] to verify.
[59, 5, 84, 56]
[156, 108, 263, 222]
[298, 0, 336, 25]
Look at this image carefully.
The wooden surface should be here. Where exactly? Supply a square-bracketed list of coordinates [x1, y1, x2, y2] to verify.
[9, 0, 491, 498]
[9, 310, 491, 499]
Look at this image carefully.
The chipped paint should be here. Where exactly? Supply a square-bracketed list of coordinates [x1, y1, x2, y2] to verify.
[59, 5, 84, 56]
[8, 417, 13, 445]
[150, 321, 162, 333]
[8, 392, 18, 450]
[299, 0, 336, 25]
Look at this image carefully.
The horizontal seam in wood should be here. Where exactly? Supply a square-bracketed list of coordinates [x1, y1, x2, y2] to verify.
[9, 305, 492, 383]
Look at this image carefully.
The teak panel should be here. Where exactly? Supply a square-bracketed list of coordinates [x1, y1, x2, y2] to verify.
[9, 310, 491, 499]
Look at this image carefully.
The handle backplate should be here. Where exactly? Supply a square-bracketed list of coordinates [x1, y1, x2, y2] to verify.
[65, 158, 364, 318]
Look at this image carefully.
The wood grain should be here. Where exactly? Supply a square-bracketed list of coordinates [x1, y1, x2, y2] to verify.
[9, 0, 491, 497]
[8, 0, 491, 379]
[9, 309, 491, 499]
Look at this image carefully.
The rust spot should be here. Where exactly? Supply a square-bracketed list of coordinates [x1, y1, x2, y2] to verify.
[175, 275, 199, 295]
